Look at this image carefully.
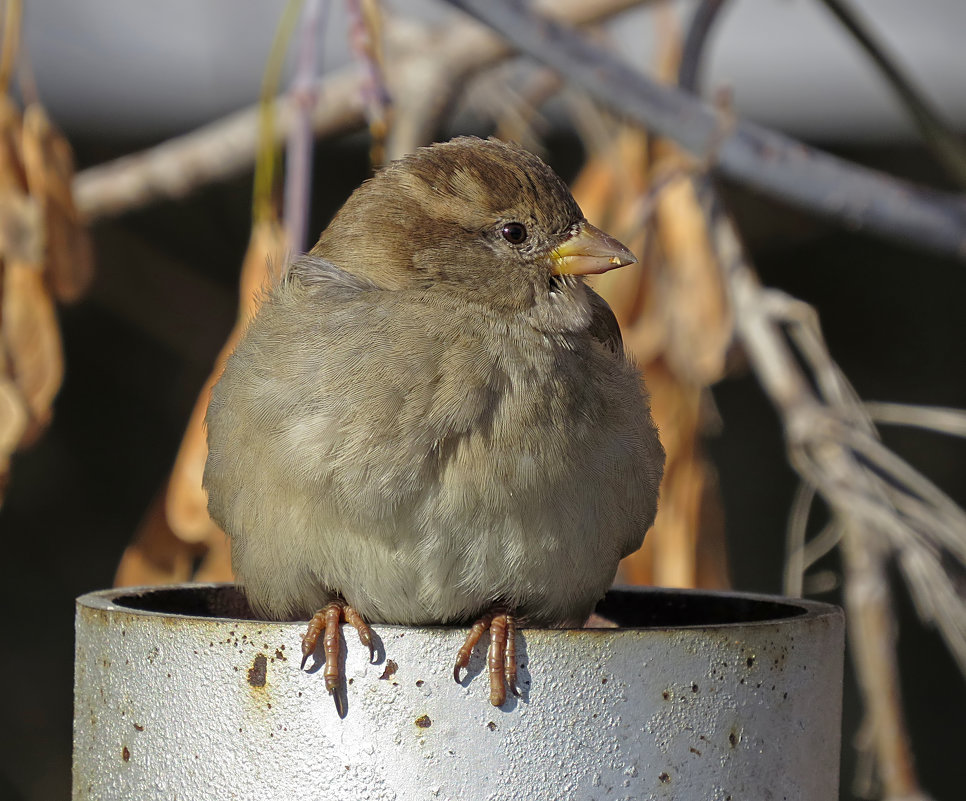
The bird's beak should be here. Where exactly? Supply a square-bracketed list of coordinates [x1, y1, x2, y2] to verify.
[549, 221, 637, 276]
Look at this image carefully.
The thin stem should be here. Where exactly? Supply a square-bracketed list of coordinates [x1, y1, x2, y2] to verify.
[0, 0, 21, 96]
[346, 0, 391, 167]
[866, 402, 966, 439]
[678, 0, 727, 93]
[254, 0, 305, 225]
[819, 0, 966, 189]
[783, 479, 816, 597]
[284, 0, 327, 253]
[841, 524, 920, 799]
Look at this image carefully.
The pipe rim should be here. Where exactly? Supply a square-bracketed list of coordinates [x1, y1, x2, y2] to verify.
[76, 582, 842, 631]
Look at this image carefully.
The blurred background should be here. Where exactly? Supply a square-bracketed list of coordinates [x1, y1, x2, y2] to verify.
[1, 0, 964, 798]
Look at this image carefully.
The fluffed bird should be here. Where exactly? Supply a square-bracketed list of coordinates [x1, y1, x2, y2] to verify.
[203, 136, 664, 711]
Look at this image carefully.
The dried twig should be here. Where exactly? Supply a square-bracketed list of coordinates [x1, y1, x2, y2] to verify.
[384, 0, 644, 160]
[783, 479, 817, 597]
[841, 523, 923, 801]
[253, 0, 305, 226]
[679, 0, 966, 193]
[74, 0, 643, 222]
[701, 179, 953, 800]
[675, 36, 951, 790]
[677, 0, 727, 94]
[443, 0, 966, 262]
[818, 0, 966, 189]
[865, 402, 966, 438]
[346, 0, 391, 166]
[284, 0, 328, 252]
[73, 69, 365, 223]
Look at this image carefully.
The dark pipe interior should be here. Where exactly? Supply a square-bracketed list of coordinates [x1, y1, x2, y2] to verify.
[113, 585, 808, 627]
[596, 586, 806, 626]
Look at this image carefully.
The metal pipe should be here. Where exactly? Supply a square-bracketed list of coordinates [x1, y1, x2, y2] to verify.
[74, 584, 844, 800]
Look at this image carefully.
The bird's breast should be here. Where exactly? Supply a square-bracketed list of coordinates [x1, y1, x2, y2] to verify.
[212, 284, 659, 626]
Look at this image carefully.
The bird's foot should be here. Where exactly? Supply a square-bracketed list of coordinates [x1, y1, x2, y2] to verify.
[453, 608, 520, 707]
[301, 599, 374, 716]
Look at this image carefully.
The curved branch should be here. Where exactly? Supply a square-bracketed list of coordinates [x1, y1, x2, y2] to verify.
[678, 0, 727, 94]
[819, 0, 966, 189]
[73, 69, 365, 223]
[443, 0, 966, 263]
[73, 0, 645, 222]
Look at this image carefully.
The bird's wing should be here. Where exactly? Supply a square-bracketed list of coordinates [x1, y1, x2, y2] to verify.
[586, 287, 624, 356]
[205, 258, 501, 542]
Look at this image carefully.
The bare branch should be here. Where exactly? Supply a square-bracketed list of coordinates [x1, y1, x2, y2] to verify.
[384, 0, 646, 160]
[818, 0, 966, 189]
[73, 69, 366, 223]
[74, 0, 645, 221]
[783, 480, 815, 597]
[346, 0, 391, 166]
[866, 402, 966, 438]
[678, 0, 728, 94]
[443, 0, 966, 262]
[284, 0, 328, 253]
[698, 177, 960, 798]
[841, 524, 924, 801]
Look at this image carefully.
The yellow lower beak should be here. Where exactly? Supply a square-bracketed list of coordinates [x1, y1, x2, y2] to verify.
[549, 221, 637, 276]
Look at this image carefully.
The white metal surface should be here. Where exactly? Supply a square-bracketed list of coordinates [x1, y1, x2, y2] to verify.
[74, 584, 844, 800]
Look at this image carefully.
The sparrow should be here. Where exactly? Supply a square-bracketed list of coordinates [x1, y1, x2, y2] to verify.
[203, 136, 664, 712]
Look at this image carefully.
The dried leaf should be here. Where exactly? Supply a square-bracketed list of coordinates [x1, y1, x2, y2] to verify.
[0, 374, 28, 493]
[652, 159, 732, 385]
[22, 103, 94, 302]
[0, 190, 41, 263]
[115, 490, 199, 587]
[572, 123, 732, 590]
[0, 372, 26, 450]
[165, 381, 224, 545]
[165, 218, 287, 544]
[568, 5, 733, 592]
[0, 96, 26, 194]
[2, 258, 63, 437]
[614, 362, 729, 589]
[194, 529, 234, 583]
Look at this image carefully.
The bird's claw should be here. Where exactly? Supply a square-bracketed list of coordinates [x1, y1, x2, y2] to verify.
[300, 600, 373, 717]
[300, 610, 327, 670]
[453, 609, 520, 707]
[331, 687, 347, 718]
[341, 603, 376, 663]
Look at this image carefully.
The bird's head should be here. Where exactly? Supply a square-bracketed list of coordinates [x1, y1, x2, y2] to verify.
[310, 137, 636, 325]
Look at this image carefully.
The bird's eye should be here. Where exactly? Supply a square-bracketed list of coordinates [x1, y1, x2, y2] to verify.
[501, 222, 528, 244]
